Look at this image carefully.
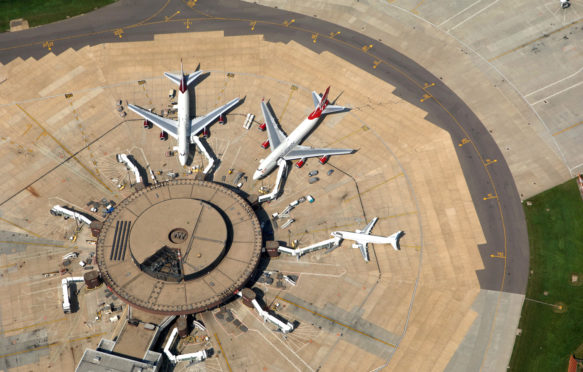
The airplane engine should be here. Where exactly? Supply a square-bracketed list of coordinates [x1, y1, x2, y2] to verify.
[159, 131, 168, 141]
[352, 243, 360, 249]
[202, 127, 209, 138]
[143, 120, 151, 129]
[218, 114, 225, 125]
[319, 155, 329, 164]
[258, 123, 266, 131]
[295, 158, 306, 168]
[261, 140, 270, 149]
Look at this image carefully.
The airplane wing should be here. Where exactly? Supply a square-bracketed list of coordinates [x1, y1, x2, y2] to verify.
[356, 242, 369, 262]
[362, 217, 378, 235]
[127, 104, 179, 139]
[163, 72, 182, 86]
[189, 98, 239, 140]
[261, 100, 287, 150]
[283, 147, 353, 161]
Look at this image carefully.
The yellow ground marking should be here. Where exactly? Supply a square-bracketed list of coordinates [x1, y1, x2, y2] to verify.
[66, 96, 102, 178]
[296, 211, 416, 237]
[312, 33, 318, 43]
[214, 332, 232, 372]
[165, 11, 181, 22]
[489, 252, 505, 259]
[276, 296, 396, 348]
[483, 193, 498, 200]
[0, 342, 58, 359]
[420, 93, 432, 102]
[552, 120, 583, 136]
[0, 217, 41, 238]
[458, 138, 471, 147]
[42, 41, 53, 51]
[186, 0, 198, 8]
[489, 18, 583, 62]
[0, 240, 67, 247]
[423, 82, 435, 89]
[343, 173, 404, 203]
[326, 125, 369, 146]
[113, 28, 124, 38]
[277, 86, 297, 122]
[16, 104, 113, 193]
[410, 0, 426, 14]
[0, 263, 17, 269]
[2, 14, 510, 369]
[483, 158, 497, 166]
[184, 19, 192, 29]
[134, 0, 172, 26]
[21, 123, 32, 136]
[250, 21, 256, 31]
[283, 19, 295, 27]
[0, 317, 66, 335]
[361, 44, 373, 52]
[373, 59, 381, 69]
[0, 331, 107, 359]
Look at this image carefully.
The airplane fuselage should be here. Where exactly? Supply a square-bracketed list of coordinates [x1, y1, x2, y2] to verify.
[253, 116, 319, 180]
[177, 88, 190, 166]
[331, 231, 392, 245]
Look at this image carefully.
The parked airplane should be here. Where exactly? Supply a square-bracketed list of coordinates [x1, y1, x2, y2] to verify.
[252, 87, 354, 180]
[128, 62, 239, 166]
[331, 217, 403, 262]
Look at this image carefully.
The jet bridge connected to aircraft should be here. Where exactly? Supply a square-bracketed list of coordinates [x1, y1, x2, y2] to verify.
[190, 135, 215, 174]
[258, 159, 287, 203]
[278, 236, 342, 260]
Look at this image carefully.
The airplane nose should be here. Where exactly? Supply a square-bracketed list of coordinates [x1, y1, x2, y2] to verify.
[253, 170, 263, 180]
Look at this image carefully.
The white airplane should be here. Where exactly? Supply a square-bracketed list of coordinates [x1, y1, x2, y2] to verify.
[252, 86, 354, 180]
[331, 217, 403, 262]
[128, 62, 239, 166]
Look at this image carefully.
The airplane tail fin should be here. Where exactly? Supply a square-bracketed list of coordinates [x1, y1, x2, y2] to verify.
[311, 86, 346, 114]
[387, 231, 403, 251]
[164, 60, 203, 89]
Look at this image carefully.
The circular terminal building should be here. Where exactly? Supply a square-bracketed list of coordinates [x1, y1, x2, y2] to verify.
[96, 180, 262, 315]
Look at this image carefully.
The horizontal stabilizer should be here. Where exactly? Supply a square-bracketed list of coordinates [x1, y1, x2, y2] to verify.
[323, 104, 347, 114]
[387, 231, 404, 251]
[164, 70, 203, 87]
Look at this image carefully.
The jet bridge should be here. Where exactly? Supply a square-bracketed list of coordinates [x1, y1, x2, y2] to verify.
[278, 237, 342, 260]
[258, 159, 287, 203]
[61, 276, 84, 313]
[190, 135, 215, 174]
[116, 153, 143, 184]
[236, 292, 294, 333]
[163, 327, 208, 365]
[50, 205, 93, 225]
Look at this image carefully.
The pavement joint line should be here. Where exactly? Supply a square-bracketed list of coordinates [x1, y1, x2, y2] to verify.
[448, 0, 500, 32]
[343, 173, 404, 203]
[488, 17, 583, 62]
[552, 120, 583, 136]
[214, 332, 232, 372]
[0, 10, 513, 368]
[15, 104, 114, 194]
[0, 317, 66, 335]
[0, 217, 41, 238]
[531, 80, 583, 105]
[276, 296, 396, 348]
[0, 332, 106, 359]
